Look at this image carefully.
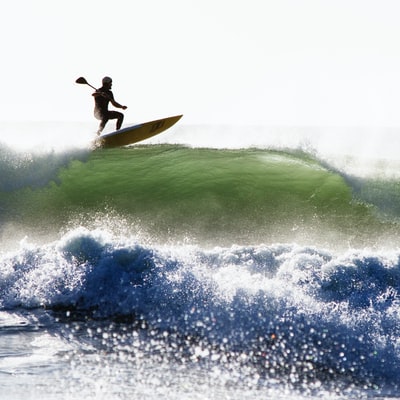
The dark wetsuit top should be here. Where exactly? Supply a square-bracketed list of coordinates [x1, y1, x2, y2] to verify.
[94, 87, 114, 119]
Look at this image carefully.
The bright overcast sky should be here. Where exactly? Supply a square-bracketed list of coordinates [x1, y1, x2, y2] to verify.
[2, 0, 400, 126]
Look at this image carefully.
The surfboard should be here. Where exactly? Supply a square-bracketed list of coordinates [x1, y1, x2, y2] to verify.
[95, 115, 183, 148]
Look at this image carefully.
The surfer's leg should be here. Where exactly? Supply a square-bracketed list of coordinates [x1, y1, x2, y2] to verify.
[116, 112, 124, 130]
[108, 111, 124, 130]
[97, 118, 108, 135]
[94, 110, 108, 135]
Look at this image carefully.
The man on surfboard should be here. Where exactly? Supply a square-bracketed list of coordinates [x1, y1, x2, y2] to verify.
[93, 76, 127, 135]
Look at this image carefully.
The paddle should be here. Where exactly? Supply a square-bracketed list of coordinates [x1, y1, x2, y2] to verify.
[75, 77, 97, 91]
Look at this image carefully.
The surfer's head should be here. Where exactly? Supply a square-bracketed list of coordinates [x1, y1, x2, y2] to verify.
[102, 76, 112, 88]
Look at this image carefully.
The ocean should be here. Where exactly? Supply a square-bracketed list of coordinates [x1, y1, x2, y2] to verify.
[0, 122, 399, 399]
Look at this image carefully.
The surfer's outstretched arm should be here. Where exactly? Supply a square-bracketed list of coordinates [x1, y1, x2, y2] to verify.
[110, 99, 127, 110]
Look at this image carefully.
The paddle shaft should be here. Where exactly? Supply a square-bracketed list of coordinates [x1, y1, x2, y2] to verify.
[85, 82, 97, 91]
[76, 77, 97, 91]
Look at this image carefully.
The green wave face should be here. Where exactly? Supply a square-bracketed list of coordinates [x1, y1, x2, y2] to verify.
[1, 145, 397, 248]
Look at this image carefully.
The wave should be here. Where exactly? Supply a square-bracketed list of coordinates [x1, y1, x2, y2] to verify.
[0, 227, 399, 389]
[0, 144, 90, 191]
[1, 143, 400, 249]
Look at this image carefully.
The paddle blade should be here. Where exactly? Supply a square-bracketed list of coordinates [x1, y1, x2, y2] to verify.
[75, 77, 88, 84]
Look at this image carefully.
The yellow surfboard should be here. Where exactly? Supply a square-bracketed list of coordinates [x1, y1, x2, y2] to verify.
[95, 115, 183, 148]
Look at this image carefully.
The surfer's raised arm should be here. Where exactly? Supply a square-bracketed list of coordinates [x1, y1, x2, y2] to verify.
[92, 90, 126, 107]
[92, 91, 111, 99]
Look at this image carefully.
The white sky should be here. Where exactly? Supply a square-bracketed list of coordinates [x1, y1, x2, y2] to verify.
[2, 0, 400, 126]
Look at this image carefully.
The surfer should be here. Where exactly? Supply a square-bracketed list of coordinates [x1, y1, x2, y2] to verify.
[93, 76, 128, 135]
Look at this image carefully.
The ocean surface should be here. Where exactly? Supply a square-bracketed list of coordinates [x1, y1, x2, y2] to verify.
[1, 121, 400, 399]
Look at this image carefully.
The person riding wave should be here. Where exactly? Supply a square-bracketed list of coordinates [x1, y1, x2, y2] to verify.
[93, 76, 127, 135]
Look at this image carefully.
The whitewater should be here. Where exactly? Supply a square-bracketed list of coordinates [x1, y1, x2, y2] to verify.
[1, 121, 400, 399]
